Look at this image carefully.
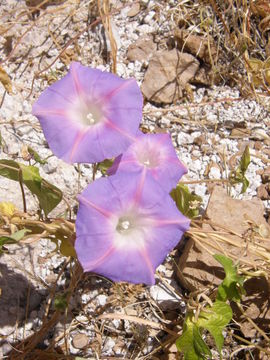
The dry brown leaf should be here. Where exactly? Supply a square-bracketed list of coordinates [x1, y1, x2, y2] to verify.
[248, 58, 270, 87]
[251, 0, 270, 18]
[0, 66, 12, 94]
[265, 58, 270, 85]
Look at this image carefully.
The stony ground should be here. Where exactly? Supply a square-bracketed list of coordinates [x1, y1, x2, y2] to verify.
[0, 0, 270, 359]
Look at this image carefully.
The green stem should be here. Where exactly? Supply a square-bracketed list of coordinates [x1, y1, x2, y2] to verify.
[18, 168, 27, 213]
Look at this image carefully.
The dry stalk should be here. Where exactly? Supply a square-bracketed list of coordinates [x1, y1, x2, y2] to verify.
[230, 331, 270, 357]
[188, 220, 270, 275]
[97, 313, 178, 337]
[97, 0, 117, 73]
[143, 96, 244, 114]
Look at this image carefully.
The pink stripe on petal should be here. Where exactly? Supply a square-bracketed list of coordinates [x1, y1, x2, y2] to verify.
[104, 79, 136, 102]
[33, 109, 67, 117]
[70, 63, 84, 97]
[132, 167, 147, 205]
[83, 246, 115, 271]
[69, 127, 90, 163]
[78, 194, 113, 218]
[140, 249, 155, 284]
[104, 118, 137, 142]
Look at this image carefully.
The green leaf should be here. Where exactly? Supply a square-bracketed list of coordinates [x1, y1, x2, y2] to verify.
[10, 228, 31, 241]
[0, 159, 21, 181]
[49, 237, 76, 258]
[240, 146, 250, 173]
[170, 184, 202, 218]
[241, 176, 249, 194]
[28, 147, 47, 165]
[36, 178, 63, 217]
[59, 237, 76, 257]
[0, 236, 17, 253]
[229, 146, 250, 193]
[197, 300, 232, 352]
[0, 159, 62, 216]
[0, 228, 30, 253]
[54, 293, 68, 311]
[176, 315, 212, 360]
[96, 158, 114, 175]
[214, 254, 245, 302]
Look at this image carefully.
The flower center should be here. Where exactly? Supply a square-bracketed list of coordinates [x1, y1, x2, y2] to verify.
[71, 99, 105, 128]
[116, 217, 132, 234]
[86, 112, 96, 125]
[137, 150, 160, 168]
[83, 105, 103, 126]
[114, 212, 148, 250]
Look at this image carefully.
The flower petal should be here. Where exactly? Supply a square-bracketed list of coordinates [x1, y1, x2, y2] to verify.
[108, 131, 187, 192]
[75, 173, 190, 285]
[33, 62, 142, 163]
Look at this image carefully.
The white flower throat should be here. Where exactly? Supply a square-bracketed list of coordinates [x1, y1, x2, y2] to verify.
[136, 143, 161, 169]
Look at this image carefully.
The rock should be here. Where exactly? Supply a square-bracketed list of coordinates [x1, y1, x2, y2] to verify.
[230, 128, 251, 138]
[175, 29, 217, 64]
[254, 140, 263, 150]
[191, 65, 213, 86]
[257, 183, 270, 200]
[144, 10, 155, 24]
[141, 49, 199, 104]
[127, 36, 157, 62]
[103, 338, 116, 353]
[206, 186, 269, 234]
[251, 128, 269, 141]
[96, 294, 107, 306]
[149, 283, 182, 310]
[231, 277, 270, 338]
[177, 186, 270, 291]
[209, 166, 221, 179]
[193, 134, 206, 146]
[261, 166, 270, 183]
[127, 3, 140, 17]
[72, 333, 89, 349]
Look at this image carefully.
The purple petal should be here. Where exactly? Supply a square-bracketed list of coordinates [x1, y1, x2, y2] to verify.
[108, 131, 187, 192]
[33, 62, 142, 163]
[75, 173, 190, 285]
[93, 248, 155, 284]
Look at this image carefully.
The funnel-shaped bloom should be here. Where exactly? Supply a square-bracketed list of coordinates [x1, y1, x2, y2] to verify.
[32, 62, 143, 163]
[108, 131, 187, 192]
[75, 172, 190, 285]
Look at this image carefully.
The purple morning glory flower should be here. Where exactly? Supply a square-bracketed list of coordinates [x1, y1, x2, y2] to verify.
[108, 131, 187, 192]
[75, 172, 190, 285]
[32, 62, 143, 163]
